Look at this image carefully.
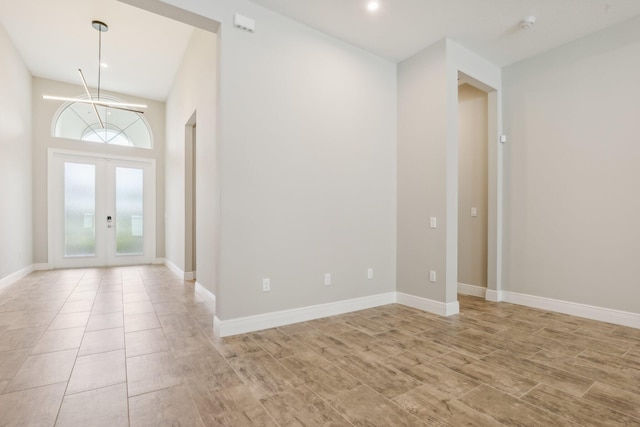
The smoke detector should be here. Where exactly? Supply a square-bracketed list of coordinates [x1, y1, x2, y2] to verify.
[520, 16, 537, 29]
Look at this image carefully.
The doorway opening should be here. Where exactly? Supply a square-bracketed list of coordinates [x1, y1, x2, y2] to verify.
[185, 113, 197, 280]
[457, 82, 489, 298]
[453, 71, 500, 304]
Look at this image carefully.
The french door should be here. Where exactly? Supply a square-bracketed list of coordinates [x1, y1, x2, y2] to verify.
[49, 150, 156, 268]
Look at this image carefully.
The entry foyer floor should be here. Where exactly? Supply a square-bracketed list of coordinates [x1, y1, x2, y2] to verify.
[0, 266, 639, 426]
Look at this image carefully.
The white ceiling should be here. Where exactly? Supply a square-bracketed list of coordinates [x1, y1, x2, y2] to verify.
[2, 1, 640, 103]
[249, 0, 640, 65]
[0, 0, 194, 101]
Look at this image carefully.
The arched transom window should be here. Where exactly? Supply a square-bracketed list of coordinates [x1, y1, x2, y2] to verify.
[53, 95, 153, 149]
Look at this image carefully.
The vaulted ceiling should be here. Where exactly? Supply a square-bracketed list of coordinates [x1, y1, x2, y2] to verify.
[0, 0, 193, 101]
[1, 0, 639, 101]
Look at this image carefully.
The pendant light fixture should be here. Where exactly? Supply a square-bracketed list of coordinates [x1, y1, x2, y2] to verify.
[43, 20, 146, 128]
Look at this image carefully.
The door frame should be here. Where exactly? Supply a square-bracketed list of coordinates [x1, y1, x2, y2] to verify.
[449, 68, 503, 305]
[47, 148, 157, 268]
[184, 112, 197, 280]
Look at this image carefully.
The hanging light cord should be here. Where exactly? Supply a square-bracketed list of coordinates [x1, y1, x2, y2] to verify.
[97, 24, 106, 136]
[97, 25, 102, 100]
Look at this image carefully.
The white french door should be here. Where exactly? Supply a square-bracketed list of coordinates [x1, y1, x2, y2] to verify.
[49, 150, 156, 268]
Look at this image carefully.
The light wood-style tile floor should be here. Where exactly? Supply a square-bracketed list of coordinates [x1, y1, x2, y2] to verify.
[0, 266, 639, 426]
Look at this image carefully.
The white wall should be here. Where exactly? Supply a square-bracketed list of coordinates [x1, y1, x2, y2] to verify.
[149, 0, 397, 321]
[0, 24, 33, 280]
[458, 84, 488, 287]
[31, 78, 166, 265]
[164, 28, 217, 296]
[503, 16, 640, 314]
[397, 40, 448, 302]
[397, 38, 501, 308]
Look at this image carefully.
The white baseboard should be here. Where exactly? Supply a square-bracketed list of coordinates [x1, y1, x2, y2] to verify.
[164, 259, 197, 281]
[215, 292, 396, 337]
[485, 289, 503, 302]
[0, 265, 34, 291]
[195, 281, 215, 305]
[502, 291, 640, 329]
[164, 259, 185, 279]
[33, 263, 52, 271]
[213, 316, 223, 337]
[458, 283, 487, 298]
[153, 258, 166, 265]
[396, 292, 459, 317]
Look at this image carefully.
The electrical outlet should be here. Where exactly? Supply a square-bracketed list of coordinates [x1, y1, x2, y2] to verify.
[367, 268, 373, 280]
[262, 278, 270, 292]
[324, 273, 331, 286]
[429, 271, 436, 283]
[430, 217, 437, 228]
[471, 207, 477, 217]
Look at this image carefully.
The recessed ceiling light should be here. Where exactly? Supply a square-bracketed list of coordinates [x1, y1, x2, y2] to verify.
[367, 1, 380, 12]
[101, 63, 108, 68]
[520, 16, 536, 29]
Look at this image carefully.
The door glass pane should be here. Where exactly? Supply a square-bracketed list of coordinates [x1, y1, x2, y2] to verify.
[64, 162, 96, 257]
[116, 167, 144, 255]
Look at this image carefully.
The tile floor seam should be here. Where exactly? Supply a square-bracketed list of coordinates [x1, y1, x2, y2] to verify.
[3, 378, 70, 395]
[174, 372, 210, 427]
[297, 383, 358, 427]
[141, 278, 248, 425]
[519, 384, 591, 427]
[277, 335, 367, 388]
[49, 274, 90, 427]
[119, 286, 132, 427]
[14, 273, 91, 427]
[363, 383, 426, 426]
[4, 270, 640, 426]
[455, 381, 486, 401]
[448, 393, 510, 427]
[517, 380, 542, 399]
[579, 380, 598, 399]
[207, 326, 349, 426]
[470, 383, 561, 426]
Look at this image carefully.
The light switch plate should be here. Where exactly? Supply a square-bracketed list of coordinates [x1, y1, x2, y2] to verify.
[324, 273, 331, 286]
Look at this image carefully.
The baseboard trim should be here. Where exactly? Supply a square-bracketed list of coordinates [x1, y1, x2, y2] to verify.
[164, 259, 185, 279]
[163, 259, 197, 281]
[485, 289, 503, 302]
[0, 265, 34, 291]
[458, 283, 487, 298]
[213, 316, 222, 337]
[502, 291, 640, 329]
[397, 292, 459, 317]
[195, 281, 215, 305]
[215, 292, 396, 337]
[33, 263, 52, 271]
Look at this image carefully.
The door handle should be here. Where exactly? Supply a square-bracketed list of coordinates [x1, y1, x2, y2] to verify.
[107, 216, 113, 228]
